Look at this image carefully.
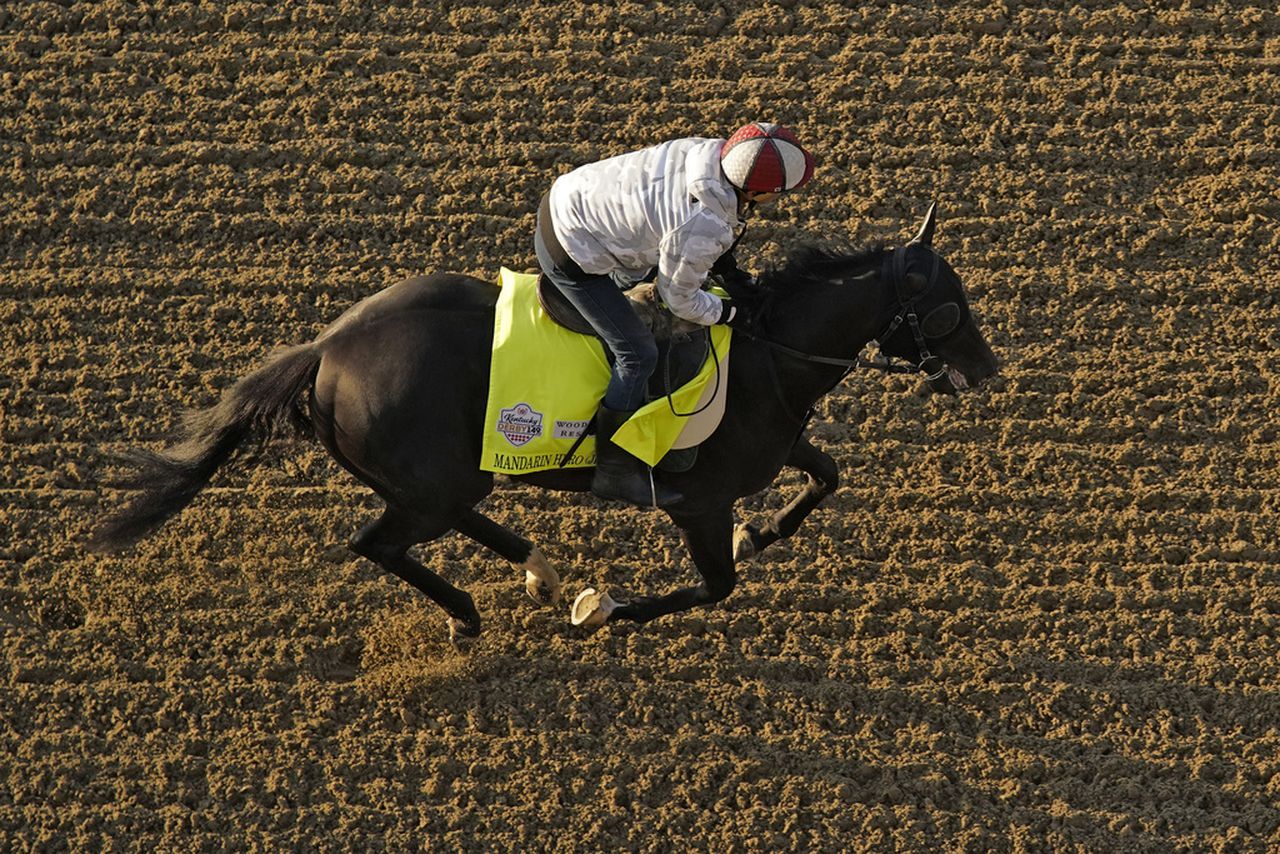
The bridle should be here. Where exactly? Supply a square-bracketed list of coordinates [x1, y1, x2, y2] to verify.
[871, 244, 949, 382]
[735, 243, 948, 382]
[724, 201, 959, 426]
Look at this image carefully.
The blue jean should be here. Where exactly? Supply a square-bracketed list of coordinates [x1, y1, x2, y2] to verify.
[534, 208, 657, 412]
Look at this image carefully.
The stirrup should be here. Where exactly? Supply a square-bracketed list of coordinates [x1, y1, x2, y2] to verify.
[643, 466, 683, 508]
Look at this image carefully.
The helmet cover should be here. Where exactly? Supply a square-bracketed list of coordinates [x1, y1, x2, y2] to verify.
[720, 122, 815, 194]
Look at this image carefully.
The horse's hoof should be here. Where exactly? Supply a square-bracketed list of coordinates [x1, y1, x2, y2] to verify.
[524, 548, 562, 606]
[733, 524, 758, 562]
[447, 616, 480, 650]
[571, 587, 617, 628]
[526, 572, 560, 606]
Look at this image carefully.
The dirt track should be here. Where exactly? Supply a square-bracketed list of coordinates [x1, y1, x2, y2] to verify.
[3, 1, 1280, 851]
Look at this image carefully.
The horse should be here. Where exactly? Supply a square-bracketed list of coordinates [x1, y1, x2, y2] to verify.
[90, 204, 999, 641]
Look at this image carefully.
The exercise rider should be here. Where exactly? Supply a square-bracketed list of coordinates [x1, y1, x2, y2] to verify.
[534, 122, 817, 508]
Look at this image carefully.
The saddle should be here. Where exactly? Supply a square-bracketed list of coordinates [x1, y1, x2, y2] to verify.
[480, 268, 731, 476]
[536, 275, 711, 401]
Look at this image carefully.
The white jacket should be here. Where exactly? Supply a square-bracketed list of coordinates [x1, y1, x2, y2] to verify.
[547, 138, 740, 326]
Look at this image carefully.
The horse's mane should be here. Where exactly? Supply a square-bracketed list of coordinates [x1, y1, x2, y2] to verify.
[755, 243, 886, 293]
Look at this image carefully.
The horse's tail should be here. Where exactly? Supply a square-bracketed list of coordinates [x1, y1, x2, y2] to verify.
[89, 342, 321, 553]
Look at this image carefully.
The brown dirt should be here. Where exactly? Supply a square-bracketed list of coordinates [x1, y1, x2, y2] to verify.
[3, 1, 1280, 851]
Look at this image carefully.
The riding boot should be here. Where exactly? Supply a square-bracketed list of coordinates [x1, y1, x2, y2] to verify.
[592, 405, 683, 508]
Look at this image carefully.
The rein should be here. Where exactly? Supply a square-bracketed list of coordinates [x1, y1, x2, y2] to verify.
[642, 243, 949, 438]
[739, 245, 945, 373]
[732, 332, 917, 373]
[732, 245, 947, 423]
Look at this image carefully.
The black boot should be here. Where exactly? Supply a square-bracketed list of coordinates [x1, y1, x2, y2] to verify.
[592, 405, 683, 508]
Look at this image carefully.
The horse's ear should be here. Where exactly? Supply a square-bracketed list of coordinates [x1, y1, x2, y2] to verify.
[909, 201, 938, 246]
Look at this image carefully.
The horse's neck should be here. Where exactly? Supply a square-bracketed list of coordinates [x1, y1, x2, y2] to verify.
[759, 263, 891, 404]
[771, 263, 888, 357]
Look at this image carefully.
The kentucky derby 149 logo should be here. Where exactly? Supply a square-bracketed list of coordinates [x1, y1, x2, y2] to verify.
[496, 403, 544, 447]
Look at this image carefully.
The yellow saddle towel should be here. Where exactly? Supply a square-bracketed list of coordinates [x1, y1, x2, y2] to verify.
[481, 268, 732, 475]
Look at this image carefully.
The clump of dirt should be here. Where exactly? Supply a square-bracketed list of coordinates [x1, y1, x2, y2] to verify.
[3, 1, 1279, 850]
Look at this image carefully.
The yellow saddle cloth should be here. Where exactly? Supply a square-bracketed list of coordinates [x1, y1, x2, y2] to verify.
[480, 268, 732, 475]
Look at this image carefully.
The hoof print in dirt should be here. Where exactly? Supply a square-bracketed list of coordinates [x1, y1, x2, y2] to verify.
[308, 643, 361, 684]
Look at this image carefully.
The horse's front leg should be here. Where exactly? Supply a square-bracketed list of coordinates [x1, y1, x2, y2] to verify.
[733, 436, 839, 562]
[571, 507, 735, 627]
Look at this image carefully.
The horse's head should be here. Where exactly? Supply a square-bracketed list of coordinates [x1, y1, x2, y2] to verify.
[872, 204, 999, 395]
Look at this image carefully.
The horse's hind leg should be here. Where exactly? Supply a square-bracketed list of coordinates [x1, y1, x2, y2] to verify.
[453, 509, 561, 605]
[349, 506, 482, 642]
[734, 436, 839, 562]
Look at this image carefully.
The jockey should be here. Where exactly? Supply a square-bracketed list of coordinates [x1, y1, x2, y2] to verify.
[534, 122, 816, 508]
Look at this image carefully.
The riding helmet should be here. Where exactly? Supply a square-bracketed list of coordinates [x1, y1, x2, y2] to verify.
[720, 122, 816, 194]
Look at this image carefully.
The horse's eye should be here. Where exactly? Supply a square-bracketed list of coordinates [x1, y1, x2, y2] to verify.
[921, 303, 961, 338]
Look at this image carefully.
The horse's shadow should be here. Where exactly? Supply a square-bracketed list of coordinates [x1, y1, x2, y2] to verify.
[359, 605, 1278, 848]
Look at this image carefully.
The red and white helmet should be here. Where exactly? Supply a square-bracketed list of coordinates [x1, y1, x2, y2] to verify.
[720, 122, 816, 194]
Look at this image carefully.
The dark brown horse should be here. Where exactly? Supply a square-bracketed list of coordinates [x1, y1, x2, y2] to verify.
[90, 205, 999, 641]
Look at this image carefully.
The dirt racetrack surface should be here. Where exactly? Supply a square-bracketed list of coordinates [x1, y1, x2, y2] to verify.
[4, 1, 1280, 851]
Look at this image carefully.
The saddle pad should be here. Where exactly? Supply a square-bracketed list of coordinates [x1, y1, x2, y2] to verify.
[481, 268, 732, 474]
